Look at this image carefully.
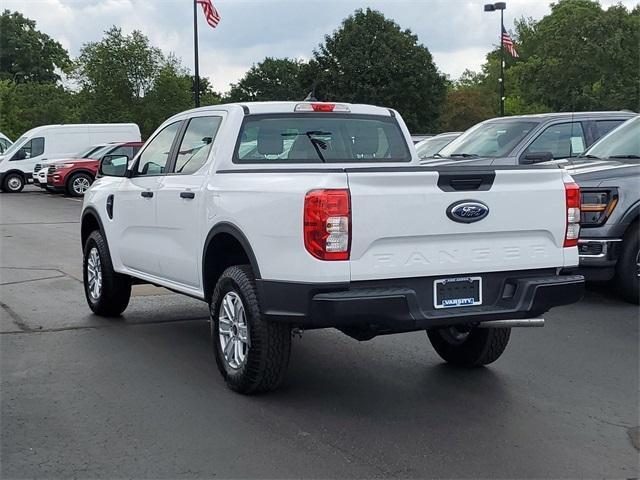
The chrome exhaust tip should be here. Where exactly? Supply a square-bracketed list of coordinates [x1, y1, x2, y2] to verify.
[478, 318, 545, 328]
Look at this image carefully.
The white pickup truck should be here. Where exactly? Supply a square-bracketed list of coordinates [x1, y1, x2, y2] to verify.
[81, 101, 584, 394]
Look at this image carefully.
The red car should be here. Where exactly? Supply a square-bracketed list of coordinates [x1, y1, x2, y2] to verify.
[47, 142, 143, 196]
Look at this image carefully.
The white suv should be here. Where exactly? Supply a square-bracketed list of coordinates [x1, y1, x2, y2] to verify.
[81, 102, 584, 394]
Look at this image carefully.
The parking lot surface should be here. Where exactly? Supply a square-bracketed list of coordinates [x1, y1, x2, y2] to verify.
[1, 187, 639, 478]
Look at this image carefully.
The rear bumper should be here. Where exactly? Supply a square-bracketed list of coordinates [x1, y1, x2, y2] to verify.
[257, 269, 585, 331]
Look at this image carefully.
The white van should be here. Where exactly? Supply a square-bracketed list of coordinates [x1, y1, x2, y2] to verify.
[0, 124, 140, 192]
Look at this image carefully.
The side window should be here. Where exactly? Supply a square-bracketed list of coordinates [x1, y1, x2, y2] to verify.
[134, 122, 180, 176]
[108, 146, 134, 159]
[596, 120, 622, 138]
[172, 116, 221, 175]
[12, 137, 44, 161]
[524, 122, 586, 159]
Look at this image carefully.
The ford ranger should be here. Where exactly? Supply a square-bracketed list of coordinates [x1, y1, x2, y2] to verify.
[80, 102, 584, 394]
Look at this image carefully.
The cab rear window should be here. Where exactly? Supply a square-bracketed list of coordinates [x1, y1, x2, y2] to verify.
[234, 114, 410, 163]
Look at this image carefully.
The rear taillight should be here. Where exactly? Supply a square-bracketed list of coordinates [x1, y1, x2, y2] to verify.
[304, 189, 351, 261]
[564, 182, 581, 247]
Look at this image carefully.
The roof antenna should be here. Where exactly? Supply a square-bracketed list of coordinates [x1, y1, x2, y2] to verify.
[303, 80, 318, 102]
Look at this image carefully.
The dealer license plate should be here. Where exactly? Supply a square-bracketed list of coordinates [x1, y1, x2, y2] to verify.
[433, 276, 482, 309]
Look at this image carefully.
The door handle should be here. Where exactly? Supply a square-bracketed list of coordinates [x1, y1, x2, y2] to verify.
[141, 191, 153, 198]
[180, 191, 195, 199]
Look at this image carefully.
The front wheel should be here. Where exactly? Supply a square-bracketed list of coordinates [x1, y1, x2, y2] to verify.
[210, 265, 291, 394]
[67, 172, 93, 197]
[83, 230, 131, 316]
[2, 173, 25, 193]
[427, 325, 511, 367]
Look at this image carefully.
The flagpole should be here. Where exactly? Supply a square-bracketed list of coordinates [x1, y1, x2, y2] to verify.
[193, 0, 201, 108]
[499, 8, 505, 116]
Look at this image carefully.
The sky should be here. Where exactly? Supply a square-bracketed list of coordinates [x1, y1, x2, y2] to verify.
[5, 0, 638, 93]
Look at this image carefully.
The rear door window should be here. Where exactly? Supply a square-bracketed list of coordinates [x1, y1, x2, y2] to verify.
[172, 116, 222, 175]
[523, 122, 586, 159]
[235, 114, 410, 163]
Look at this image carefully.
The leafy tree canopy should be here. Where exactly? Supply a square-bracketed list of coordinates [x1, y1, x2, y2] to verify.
[0, 80, 78, 138]
[225, 57, 306, 102]
[0, 10, 72, 83]
[308, 8, 447, 133]
[459, 0, 639, 115]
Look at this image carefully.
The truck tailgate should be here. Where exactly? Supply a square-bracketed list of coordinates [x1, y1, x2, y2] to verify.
[347, 167, 569, 281]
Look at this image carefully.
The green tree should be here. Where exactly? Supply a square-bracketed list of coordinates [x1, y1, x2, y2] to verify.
[0, 80, 79, 138]
[0, 10, 72, 83]
[511, 0, 639, 111]
[307, 8, 447, 132]
[225, 57, 306, 102]
[468, 0, 639, 114]
[141, 59, 193, 136]
[74, 27, 164, 123]
[439, 88, 494, 132]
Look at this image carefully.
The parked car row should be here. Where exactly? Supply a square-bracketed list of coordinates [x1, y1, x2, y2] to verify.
[32, 142, 144, 196]
[0, 123, 140, 193]
[2, 110, 637, 310]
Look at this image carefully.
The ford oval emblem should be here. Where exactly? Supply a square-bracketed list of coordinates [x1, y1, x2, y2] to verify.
[447, 200, 489, 224]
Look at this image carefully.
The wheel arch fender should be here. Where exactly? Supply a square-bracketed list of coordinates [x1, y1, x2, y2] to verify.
[81, 207, 108, 250]
[66, 169, 95, 187]
[619, 201, 639, 234]
[2, 169, 27, 182]
[202, 222, 261, 300]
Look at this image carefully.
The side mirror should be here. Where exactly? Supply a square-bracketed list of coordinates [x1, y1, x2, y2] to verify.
[99, 154, 129, 177]
[521, 151, 553, 164]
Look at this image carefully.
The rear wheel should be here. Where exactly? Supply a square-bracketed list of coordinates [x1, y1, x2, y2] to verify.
[67, 172, 93, 197]
[210, 265, 291, 394]
[427, 325, 511, 367]
[2, 173, 25, 193]
[83, 230, 131, 316]
[616, 223, 639, 304]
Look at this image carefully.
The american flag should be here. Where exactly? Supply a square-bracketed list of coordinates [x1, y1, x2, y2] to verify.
[196, 0, 221, 29]
[502, 26, 519, 58]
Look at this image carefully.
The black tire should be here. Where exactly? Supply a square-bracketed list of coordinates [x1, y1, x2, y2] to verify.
[210, 265, 291, 394]
[67, 172, 93, 197]
[427, 325, 511, 367]
[615, 222, 639, 304]
[2, 172, 25, 193]
[83, 230, 131, 316]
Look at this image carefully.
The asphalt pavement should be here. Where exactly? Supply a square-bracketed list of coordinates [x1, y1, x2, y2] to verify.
[1, 187, 639, 478]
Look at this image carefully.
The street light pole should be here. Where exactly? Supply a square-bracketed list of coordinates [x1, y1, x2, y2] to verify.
[193, 0, 201, 108]
[484, 2, 507, 116]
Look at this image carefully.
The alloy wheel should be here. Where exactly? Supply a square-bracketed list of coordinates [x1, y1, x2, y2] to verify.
[218, 291, 249, 369]
[86, 247, 102, 301]
[73, 177, 91, 195]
